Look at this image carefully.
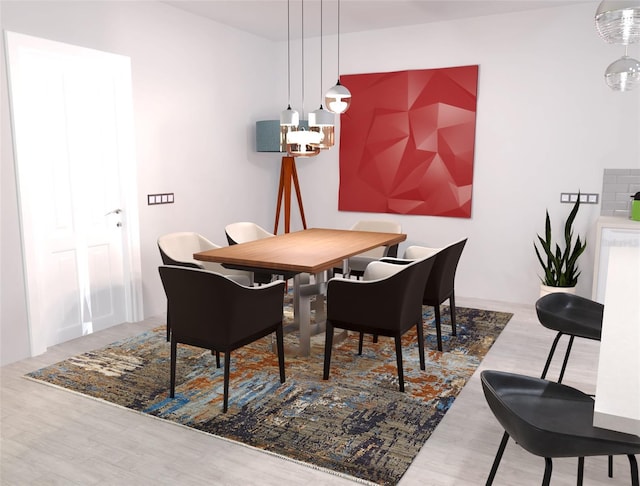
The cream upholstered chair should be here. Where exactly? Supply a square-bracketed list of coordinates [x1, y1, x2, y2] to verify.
[225, 222, 297, 284]
[341, 220, 402, 278]
[224, 221, 274, 244]
[158, 232, 252, 284]
[403, 239, 467, 351]
[158, 232, 253, 340]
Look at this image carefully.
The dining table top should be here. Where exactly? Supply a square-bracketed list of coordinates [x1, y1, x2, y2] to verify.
[193, 227, 407, 274]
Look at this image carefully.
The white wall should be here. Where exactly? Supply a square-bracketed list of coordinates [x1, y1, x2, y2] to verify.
[0, 0, 281, 364]
[295, 2, 640, 304]
[1, 1, 639, 365]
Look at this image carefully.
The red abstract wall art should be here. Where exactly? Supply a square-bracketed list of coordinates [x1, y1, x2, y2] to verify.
[338, 65, 479, 218]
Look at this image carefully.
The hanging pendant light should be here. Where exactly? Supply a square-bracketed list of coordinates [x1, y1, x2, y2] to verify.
[595, 0, 640, 45]
[325, 0, 351, 114]
[309, 0, 335, 149]
[287, 0, 320, 157]
[605, 49, 640, 91]
[280, 0, 299, 152]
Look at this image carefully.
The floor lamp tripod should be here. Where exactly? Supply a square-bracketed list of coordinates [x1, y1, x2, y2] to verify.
[274, 156, 307, 234]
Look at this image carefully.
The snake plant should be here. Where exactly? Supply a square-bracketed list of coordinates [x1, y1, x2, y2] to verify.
[534, 194, 587, 287]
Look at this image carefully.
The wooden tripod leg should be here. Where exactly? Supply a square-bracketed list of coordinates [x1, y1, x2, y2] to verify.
[273, 157, 288, 234]
[290, 159, 307, 229]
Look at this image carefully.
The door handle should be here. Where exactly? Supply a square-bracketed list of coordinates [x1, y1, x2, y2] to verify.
[105, 208, 122, 216]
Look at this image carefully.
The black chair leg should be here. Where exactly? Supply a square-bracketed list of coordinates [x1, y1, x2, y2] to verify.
[394, 336, 404, 392]
[215, 351, 221, 368]
[166, 305, 171, 342]
[223, 351, 231, 413]
[416, 321, 426, 371]
[170, 338, 177, 398]
[486, 431, 510, 486]
[434, 305, 443, 352]
[276, 325, 285, 383]
[577, 457, 584, 486]
[541, 332, 564, 379]
[358, 332, 364, 355]
[557, 335, 575, 384]
[609, 455, 613, 478]
[629, 454, 639, 486]
[323, 323, 334, 380]
[542, 458, 553, 486]
[449, 292, 457, 336]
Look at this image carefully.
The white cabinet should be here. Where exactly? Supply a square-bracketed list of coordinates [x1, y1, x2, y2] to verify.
[592, 216, 640, 304]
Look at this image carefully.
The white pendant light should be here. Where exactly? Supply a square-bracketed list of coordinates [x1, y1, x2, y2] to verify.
[309, 0, 335, 149]
[287, 0, 320, 157]
[595, 0, 640, 45]
[325, 0, 351, 114]
[281, 0, 299, 127]
[604, 53, 640, 90]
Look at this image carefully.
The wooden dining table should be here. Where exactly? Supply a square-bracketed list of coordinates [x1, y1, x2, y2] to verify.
[194, 227, 407, 356]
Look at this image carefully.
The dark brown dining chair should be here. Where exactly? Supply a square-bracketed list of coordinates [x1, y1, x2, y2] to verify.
[158, 232, 251, 340]
[323, 255, 436, 392]
[403, 238, 467, 351]
[158, 265, 286, 413]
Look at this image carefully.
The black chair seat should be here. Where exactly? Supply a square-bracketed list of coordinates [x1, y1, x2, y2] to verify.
[536, 292, 603, 341]
[482, 370, 640, 486]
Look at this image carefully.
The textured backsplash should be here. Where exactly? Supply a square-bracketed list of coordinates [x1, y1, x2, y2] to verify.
[601, 168, 640, 217]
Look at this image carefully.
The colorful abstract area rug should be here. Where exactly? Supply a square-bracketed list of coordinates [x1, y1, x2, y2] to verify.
[26, 306, 512, 485]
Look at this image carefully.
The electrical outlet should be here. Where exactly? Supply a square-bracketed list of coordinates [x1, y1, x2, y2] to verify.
[560, 193, 599, 204]
[148, 193, 175, 205]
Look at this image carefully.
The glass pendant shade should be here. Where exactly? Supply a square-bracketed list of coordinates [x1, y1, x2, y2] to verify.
[604, 55, 640, 90]
[325, 80, 352, 114]
[595, 1, 640, 45]
[286, 128, 322, 157]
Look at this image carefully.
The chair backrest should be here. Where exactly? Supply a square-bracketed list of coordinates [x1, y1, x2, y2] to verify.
[417, 238, 467, 303]
[225, 222, 274, 245]
[158, 265, 284, 347]
[158, 232, 218, 268]
[329, 255, 435, 332]
[350, 219, 402, 258]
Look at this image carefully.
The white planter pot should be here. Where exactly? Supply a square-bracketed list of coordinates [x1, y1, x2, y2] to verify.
[540, 284, 577, 298]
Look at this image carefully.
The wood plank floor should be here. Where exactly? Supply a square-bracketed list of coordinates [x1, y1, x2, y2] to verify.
[1, 297, 633, 485]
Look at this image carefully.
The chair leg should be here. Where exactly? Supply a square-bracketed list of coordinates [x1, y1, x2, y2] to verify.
[170, 338, 177, 398]
[215, 351, 221, 368]
[577, 457, 584, 486]
[541, 332, 564, 380]
[358, 332, 364, 355]
[629, 454, 639, 486]
[557, 335, 575, 384]
[434, 305, 443, 352]
[486, 431, 510, 486]
[416, 321, 426, 371]
[394, 336, 405, 392]
[609, 455, 613, 478]
[542, 458, 553, 486]
[276, 325, 285, 383]
[166, 305, 171, 342]
[223, 351, 231, 413]
[323, 323, 334, 380]
[449, 292, 457, 337]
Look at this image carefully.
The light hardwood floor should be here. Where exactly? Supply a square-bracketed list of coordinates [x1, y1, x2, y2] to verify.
[1, 297, 633, 485]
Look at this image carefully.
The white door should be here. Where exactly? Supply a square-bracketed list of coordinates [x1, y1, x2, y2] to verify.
[5, 31, 143, 356]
